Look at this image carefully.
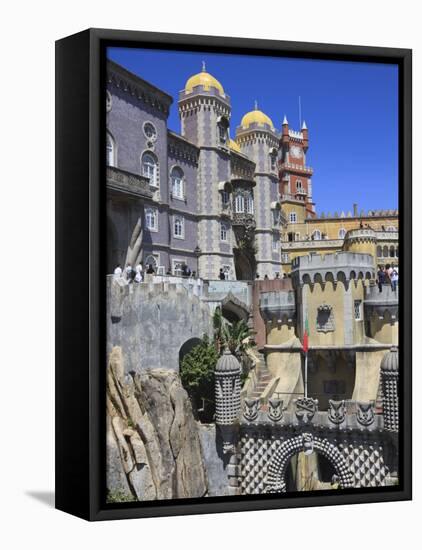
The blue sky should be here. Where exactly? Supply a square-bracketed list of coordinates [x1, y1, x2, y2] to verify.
[108, 47, 398, 214]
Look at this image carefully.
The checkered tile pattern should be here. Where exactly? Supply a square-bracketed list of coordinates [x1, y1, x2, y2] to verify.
[341, 444, 387, 487]
[238, 435, 281, 494]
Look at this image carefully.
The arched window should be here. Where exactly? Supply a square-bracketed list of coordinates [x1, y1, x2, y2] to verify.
[174, 216, 184, 238]
[217, 116, 229, 145]
[145, 207, 158, 231]
[106, 132, 116, 167]
[269, 148, 277, 171]
[235, 194, 245, 213]
[221, 191, 230, 205]
[289, 212, 297, 223]
[296, 180, 303, 191]
[338, 228, 347, 239]
[389, 245, 395, 258]
[170, 167, 184, 199]
[142, 152, 159, 188]
[312, 230, 322, 240]
[220, 222, 228, 241]
[144, 254, 158, 270]
[377, 245, 382, 257]
[245, 193, 254, 214]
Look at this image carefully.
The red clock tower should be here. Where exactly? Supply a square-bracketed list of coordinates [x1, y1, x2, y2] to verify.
[279, 116, 315, 218]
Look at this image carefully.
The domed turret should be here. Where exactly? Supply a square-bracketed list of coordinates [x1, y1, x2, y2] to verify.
[381, 346, 399, 373]
[185, 62, 224, 95]
[240, 102, 274, 130]
[215, 349, 241, 425]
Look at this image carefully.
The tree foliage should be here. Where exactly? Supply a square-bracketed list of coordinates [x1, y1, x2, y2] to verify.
[179, 335, 219, 422]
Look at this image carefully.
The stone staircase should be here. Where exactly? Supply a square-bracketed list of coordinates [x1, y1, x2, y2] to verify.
[242, 348, 276, 402]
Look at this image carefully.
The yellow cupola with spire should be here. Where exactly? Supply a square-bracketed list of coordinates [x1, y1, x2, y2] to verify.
[241, 101, 274, 130]
[185, 62, 224, 95]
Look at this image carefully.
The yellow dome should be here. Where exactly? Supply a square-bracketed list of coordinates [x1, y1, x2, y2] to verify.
[241, 106, 274, 130]
[185, 64, 224, 95]
[229, 139, 241, 153]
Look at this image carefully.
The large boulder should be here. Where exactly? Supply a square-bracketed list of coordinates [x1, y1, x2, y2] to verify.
[106, 347, 208, 502]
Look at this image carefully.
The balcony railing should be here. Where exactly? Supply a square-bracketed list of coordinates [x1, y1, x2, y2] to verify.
[107, 166, 153, 199]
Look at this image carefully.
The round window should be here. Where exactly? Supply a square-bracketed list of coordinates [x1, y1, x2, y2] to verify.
[144, 122, 157, 141]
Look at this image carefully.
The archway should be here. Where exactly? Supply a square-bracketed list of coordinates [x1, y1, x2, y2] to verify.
[179, 337, 202, 364]
[266, 434, 353, 493]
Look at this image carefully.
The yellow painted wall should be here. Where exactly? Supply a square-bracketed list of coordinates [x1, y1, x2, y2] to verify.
[352, 350, 386, 402]
[266, 322, 296, 345]
[306, 282, 344, 347]
[369, 311, 399, 345]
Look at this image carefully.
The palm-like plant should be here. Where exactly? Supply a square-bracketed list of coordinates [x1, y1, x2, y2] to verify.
[222, 319, 252, 356]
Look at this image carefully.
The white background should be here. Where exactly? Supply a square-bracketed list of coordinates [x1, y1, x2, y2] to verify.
[0, 0, 419, 547]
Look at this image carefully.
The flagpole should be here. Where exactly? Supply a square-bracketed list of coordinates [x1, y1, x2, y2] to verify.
[304, 351, 308, 399]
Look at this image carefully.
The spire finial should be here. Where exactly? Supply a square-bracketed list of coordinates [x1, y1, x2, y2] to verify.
[302, 119, 307, 130]
[283, 114, 288, 125]
[202, 60, 206, 72]
[254, 99, 258, 110]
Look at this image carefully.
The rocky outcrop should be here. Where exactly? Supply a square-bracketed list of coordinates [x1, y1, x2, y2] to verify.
[106, 346, 208, 502]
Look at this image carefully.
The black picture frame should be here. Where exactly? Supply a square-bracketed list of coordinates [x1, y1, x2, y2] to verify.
[55, 28, 412, 521]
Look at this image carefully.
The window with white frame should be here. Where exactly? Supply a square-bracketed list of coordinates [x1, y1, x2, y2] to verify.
[142, 152, 159, 188]
[354, 299, 362, 320]
[235, 194, 245, 213]
[245, 193, 254, 214]
[144, 253, 159, 270]
[339, 228, 347, 239]
[217, 117, 229, 145]
[173, 216, 184, 239]
[106, 132, 116, 167]
[312, 230, 322, 240]
[220, 222, 228, 242]
[296, 179, 303, 191]
[145, 207, 158, 231]
[170, 167, 184, 199]
[281, 253, 290, 263]
[289, 212, 297, 223]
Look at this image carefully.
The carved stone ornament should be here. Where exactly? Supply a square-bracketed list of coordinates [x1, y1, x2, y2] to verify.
[243, 398, 260, 421]
[356, 401, 375, 426]
[302, 433, 314, 455]
[268, 398, 283, 422]
[328, 399, 346, 424]
[294, 397, 318, 424]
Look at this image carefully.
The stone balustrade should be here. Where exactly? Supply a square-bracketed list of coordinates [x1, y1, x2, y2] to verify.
[106, 166, 153, 199]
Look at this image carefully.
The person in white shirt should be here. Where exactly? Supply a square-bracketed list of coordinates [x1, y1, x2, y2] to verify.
[135, 262, 143, 279]
[134, 263, 143, 283]
[113, 264, 122, 280]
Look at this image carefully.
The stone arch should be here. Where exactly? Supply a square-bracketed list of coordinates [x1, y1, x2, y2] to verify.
[266, 435, 354, 493]
[221, 292, 250, 323]
[179, 337, 202, 364]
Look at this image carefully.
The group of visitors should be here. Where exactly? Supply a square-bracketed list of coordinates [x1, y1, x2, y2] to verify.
[377, 263, 399, 292]
[113, 262, 156, 283]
